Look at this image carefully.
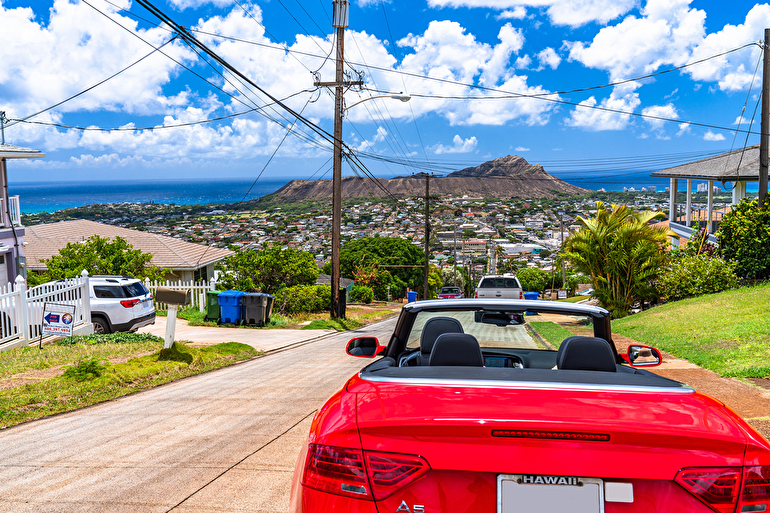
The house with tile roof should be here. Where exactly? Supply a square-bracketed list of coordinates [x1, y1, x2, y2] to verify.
[650, 144, 762, 244]
[25, 219, 232, 282]
[0, 143, 45, 287]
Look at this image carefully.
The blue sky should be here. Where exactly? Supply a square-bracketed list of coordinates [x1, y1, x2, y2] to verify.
[1, 0, 769, 190]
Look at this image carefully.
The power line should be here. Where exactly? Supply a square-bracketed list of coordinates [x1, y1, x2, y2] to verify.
[4, 36, 177, 130]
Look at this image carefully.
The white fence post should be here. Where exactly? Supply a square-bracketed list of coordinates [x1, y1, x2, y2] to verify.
[16, 275, 29, 342]
[81, 270, 91, 324]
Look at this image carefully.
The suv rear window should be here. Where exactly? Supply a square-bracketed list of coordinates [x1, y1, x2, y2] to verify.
[94, 286, 124, 299]
[124, 282, 148, 297]
[479, 277, 521, 288]
[93, 282, 148, 299]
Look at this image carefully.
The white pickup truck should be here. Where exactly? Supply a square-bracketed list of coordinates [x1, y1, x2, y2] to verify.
[473, 275, 524, 299]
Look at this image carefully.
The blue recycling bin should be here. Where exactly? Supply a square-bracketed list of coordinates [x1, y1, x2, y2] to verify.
[217, 290, 245, 324]
[407, 291, 418, 303]
[523, 291, 539, 316]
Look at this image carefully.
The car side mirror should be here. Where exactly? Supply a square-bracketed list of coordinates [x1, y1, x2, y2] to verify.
[346, 337, 386, 358]
[626, 345, 662, 367]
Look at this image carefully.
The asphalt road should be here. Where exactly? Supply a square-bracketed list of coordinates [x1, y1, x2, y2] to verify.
[0, 318, 397, 513]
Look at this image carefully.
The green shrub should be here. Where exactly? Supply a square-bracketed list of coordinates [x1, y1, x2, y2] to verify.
[716, 199, 770, 279]
[274, 285, 331, 315]
[63, 357, 108, 381]
[350, 285, 374, 304]
[57, 332, 162, 346]
[656, 253, 739, 300]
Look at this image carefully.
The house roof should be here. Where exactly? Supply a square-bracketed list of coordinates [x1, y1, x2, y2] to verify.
[25, 219, 232, 272]
[650, 145, 760, 181]
[0, 143, 45, 159]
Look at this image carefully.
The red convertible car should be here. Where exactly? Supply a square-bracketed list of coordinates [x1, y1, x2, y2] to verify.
[289, 299, 770, 513]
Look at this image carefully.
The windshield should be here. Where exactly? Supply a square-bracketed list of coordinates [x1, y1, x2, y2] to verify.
[405, 309, 592, 351]
[440, 287, 461, 294]
[479, 277, 521, 288]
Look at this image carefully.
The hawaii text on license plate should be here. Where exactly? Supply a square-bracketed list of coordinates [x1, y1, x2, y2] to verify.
[497, 474, 604, 513]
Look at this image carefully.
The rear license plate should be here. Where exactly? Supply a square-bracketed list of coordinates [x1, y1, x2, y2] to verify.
[497, 474, 604, 513]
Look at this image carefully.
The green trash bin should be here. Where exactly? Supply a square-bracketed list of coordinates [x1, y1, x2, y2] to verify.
[204, 290, 220, 322]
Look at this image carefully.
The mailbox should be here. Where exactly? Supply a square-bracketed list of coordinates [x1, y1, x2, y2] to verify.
[155, 287, 191, 306]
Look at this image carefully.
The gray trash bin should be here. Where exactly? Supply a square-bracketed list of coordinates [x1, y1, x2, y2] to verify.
[264, 294, 275, 323]
[242, 293, 268, 326]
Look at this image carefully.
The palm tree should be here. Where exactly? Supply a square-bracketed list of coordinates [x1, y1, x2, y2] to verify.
[560, 202, 675, 317]
[494, 244, 506, 273]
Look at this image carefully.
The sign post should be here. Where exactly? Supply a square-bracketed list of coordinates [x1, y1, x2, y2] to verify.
[41, 303, 76, 348]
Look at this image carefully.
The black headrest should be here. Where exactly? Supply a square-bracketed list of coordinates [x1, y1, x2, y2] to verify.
[420, 316, 464, 356]
[556, 336, 617, 372]
[429, 333, 484, 367]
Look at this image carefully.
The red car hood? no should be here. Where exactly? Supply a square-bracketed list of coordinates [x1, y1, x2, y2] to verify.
[347, 375, 762, 480]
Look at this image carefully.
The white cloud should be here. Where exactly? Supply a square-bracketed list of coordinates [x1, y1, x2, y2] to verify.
[566, 1, 770, 93]
[566, 0, 706, 81]
[536, 47, 561, 70]
[394, 21, 559, 125]
[497, 7, 527, 19]
[515, 146, 530, 151]
[426, 0, 637, 27]
[642, 103, 678, 130]
[0, 0, 195, 119]
[564, 84, 641, 131]
[432, 135, 478, 154]
[167, 0, 231, 10]
[703, 131, 725, 141]
[677, 122, 691, 136]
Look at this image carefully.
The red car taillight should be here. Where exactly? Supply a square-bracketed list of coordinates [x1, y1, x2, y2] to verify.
[365, 450, 430, 500]
[742, 466, 770, 512]
[120, 299, 140, 308]
[303, 444, 429, 501]
[303, 444, 371, 499]
[676, 466, 770, 513]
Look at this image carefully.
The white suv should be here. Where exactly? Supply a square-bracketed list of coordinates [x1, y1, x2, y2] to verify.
[89, 276, 155, 334]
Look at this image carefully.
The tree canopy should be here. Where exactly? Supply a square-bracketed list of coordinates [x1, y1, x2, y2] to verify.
[338, 237, 424, 298]
[216, 245, 318, 293]
[561, 202, 673, 317]
[35, 235, 167, 285]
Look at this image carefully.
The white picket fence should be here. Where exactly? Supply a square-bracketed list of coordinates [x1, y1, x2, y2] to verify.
[144, 278, 217, 312]
[0, 271, 91, 350]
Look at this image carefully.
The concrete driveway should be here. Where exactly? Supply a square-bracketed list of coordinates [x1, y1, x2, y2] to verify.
[0, 317, 397, 513]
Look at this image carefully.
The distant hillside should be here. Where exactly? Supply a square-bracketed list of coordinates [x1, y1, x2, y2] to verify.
[261, 155, 587, 202]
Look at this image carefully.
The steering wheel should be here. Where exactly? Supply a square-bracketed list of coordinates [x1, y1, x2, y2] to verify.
[398, 351, 420, 367]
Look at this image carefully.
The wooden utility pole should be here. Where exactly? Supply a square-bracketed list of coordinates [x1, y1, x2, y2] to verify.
[315, 0, 362, 318]
[760, 28, 770, 207]
[419, 173, 431, 299]
[453, 218, 457, 286]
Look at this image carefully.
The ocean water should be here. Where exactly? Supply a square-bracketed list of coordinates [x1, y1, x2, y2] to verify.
[10, 173, 697, 214]
[11, 178, 290, 214]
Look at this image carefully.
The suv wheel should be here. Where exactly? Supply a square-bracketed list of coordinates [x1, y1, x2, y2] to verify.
[92, 317, 111, 335]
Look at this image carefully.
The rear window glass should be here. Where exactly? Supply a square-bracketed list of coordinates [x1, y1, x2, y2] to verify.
[441, 287, 461, 293]
[94, 286, 124, 299]
[479, 278, 521, 288]
[124, 283, 148, 297]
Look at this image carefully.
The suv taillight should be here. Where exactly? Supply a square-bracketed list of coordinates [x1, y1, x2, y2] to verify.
[676, 466, 770, 513]
[303, 444, 429, 501]
[120, 299, 140, 308]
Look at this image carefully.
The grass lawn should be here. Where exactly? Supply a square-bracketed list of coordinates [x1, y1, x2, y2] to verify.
[557, 296, 588, 303]
[0, 333, 260, 429]
[158, 304, 401, 331]
[612, 283, 770, 378]
[527, 321, 575, 349]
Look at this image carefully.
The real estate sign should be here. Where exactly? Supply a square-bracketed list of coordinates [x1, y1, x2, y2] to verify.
[42, 303, 76, 337]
